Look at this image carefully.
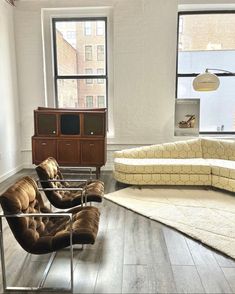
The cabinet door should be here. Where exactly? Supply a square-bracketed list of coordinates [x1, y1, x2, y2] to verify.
[81, 140, 104, 165]
[57, 140, 80, 164]
[32, 139, 57, 164]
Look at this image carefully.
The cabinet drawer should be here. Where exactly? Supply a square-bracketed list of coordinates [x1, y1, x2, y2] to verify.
[32, 139, 57, 164]
[81, 140, 104, 165]
[57, 140, 80, 164]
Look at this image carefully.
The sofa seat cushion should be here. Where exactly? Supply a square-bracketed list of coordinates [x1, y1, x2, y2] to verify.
[114, 158, 211, 175]
[207, 159, 235, 180]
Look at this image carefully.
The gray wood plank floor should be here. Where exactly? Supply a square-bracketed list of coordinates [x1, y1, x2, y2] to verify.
[0, 169, 234, 293]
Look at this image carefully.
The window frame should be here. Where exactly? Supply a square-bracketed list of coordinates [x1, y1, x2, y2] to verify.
[176, 10, 235, 135]
[52, 17, 108, 109]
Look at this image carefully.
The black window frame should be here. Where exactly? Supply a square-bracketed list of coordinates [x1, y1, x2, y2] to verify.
[52, 17, 108, 109]
[176, 10, 235, 135]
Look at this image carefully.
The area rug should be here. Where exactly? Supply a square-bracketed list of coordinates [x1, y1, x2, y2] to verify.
[105, 186, 235, 259]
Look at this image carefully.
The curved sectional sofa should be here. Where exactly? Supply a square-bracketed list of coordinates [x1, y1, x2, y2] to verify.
[113, 138, 235, 192]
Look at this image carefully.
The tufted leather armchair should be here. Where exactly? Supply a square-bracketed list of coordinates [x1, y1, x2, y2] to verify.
[0, 176, 100, 292]
[36, 157, 104, 209]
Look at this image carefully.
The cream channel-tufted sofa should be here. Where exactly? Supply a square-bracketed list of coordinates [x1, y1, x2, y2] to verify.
[113, 138, 235, 192]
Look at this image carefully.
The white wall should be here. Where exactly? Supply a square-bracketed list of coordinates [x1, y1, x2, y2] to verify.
[14, 0, 178, 169]
[0, 0, 22, 182]
[13, 0, 235, 171]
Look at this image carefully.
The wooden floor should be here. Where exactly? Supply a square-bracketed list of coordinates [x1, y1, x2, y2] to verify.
[0, 169, 235, 293]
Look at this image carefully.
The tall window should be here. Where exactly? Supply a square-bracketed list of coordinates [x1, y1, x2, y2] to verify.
[85, 68, 93, 84]
[97, 45, 104, 61]
[97, 68, 104, 84]
[176, 11, 235, 133]
[98, 95, 105, 107]
[85, 45, 92, 61]
[52, 17, 107, 109]
[84, 21, 92, 35]
[86, 96, 93, 108]
[96, 21, 104, 36]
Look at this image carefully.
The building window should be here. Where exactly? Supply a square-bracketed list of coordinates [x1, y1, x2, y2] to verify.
[176, 11, 235, 133]
[96, 21, 104, 36]
[98, 95, 105, 108]
[53, 18, 107, 109]
[97, 68, 104, 84]
[85, 45, 92, 61]
[84, 21, 92, 36]
[85, 68, 93, 84]
[97, 45, 104, 61]
[86, 96, 93, 108]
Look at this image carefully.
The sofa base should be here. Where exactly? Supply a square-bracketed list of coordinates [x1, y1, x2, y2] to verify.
[212, 175, 235, 193]
[114, 171, 211, 186]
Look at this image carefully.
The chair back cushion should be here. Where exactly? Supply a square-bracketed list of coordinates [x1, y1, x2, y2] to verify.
[36, 157, 70, 208]
[0, 176, 51, 253]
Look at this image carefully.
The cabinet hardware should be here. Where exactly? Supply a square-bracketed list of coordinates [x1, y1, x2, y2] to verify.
[89, 144, 95, 147]
[41, 143, 47, 146]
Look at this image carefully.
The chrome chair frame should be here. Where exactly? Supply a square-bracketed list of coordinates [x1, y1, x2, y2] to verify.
[0, 212, 74, 292]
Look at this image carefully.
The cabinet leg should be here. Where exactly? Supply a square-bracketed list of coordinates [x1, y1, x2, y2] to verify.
[96, 167, 101, 179]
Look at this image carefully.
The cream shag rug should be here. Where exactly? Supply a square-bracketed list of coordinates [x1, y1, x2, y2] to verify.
[105, 187, 235, 259]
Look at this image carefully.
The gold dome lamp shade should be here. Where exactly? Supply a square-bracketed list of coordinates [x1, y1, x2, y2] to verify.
[193, 68, 233, 92]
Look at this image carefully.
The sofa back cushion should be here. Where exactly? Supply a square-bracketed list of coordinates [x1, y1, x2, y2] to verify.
[201, 138, 235, 160]
[114, 139, 203, 159]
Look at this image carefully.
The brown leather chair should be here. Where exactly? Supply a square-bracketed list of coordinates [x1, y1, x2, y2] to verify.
[35, 157, 104, 209]
[0, 176, 100, 292]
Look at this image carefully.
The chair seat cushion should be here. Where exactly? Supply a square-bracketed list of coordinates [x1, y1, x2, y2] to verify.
[207, 159, 235, 180]
[33, 206, 100, 254]
[114, 158, 211, 174]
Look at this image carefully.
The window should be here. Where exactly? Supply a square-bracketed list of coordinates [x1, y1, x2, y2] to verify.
[66, 31, 76, 39]
[97, 68, 104, 84]
[84, 21, 92, 35]
[85, 68, 93, 84]
[96, 21, 104, 36]
[86, 96, 93, 108]
[176, 11, 235, 133]
[98, 95, 105, 108]
[85, 45, 92, 61]
[97, 45, 104, 61]
[53, 18, 107, 109]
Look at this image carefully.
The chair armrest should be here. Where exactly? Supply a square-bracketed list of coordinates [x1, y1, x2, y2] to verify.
[0, 212, 72, 220]
[38, 188, 83, 191]
[38, 187, 86, 206]
[39, 179, 88, 183]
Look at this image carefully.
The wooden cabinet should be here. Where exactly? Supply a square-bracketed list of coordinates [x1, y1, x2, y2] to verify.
[32, 108, 107, 178]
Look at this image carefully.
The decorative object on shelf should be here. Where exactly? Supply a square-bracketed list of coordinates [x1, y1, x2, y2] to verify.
[193, 68, 234, 91]
[178, 114, 196, 128]
[4, 0, 15, 6]
[174, 99, 200, 136]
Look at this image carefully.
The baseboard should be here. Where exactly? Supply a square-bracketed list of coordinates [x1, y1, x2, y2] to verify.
[0, 165, 24, 183]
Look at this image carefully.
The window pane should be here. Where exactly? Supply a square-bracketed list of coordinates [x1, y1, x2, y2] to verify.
[178, 14, 235, 74]
[57, 79, 106, 108]
[55, 20, 106, 75]
[178, 76, 235, 132]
